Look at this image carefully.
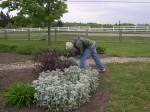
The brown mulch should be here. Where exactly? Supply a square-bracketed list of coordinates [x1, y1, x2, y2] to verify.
[0, 52, 110, 112]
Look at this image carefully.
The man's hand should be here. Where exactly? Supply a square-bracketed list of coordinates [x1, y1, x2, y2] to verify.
[67, 53, 70, 58]
[66, 49, 75, 58]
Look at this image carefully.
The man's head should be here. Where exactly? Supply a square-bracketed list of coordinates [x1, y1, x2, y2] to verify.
[66, 42, 74, 53]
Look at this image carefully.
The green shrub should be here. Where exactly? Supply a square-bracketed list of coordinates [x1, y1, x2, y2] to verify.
[15, 46, 49, 56]
[96, 46, 106, 54]
[3, 82, 35, 109]
[32, 47, 49, 57]
[15, 46, 33, 55]
[51, 46, 78, 57]
[0, 44, 10, 52]
[10, 45, 17, 51]
[0, 44, 17, 52]
[53, 48, 67, 56]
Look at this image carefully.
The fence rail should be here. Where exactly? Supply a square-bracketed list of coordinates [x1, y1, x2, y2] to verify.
[1, 26, 150, 32]
[0, 26, 150, 43]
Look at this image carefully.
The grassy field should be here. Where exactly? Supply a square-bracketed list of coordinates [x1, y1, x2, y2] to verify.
[0, 37, 150, 57]
[105, 62, 150, 112]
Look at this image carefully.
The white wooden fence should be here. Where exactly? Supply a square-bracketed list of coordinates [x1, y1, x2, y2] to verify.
[1, 26, 150, 32]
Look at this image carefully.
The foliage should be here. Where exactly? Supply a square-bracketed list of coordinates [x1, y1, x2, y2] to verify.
[15, 46, 34, 55]
[12, 15, 31, 27]
[63, 22, 138, 28]
[0, 43, 50, 56]
[0, 0, 68, 27]
[0, 11, 11, 27]
[34, 49, 77, 73]
[56, 20, 64, 27]
[0, 44, 17, 52]
[3, 82, 35, 109]
[6, 22, 16, 28]
[32, 47, 50, 57]
[33, 66, 99, 111]
[96, 46, 106, 54]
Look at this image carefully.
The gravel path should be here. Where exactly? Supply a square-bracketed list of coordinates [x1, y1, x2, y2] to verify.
[0, 61, 36, 70]
[0, 57, 150, 70]
[87, 57, 150, 65]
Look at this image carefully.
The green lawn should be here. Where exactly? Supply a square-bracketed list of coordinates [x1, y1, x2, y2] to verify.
[0, 38, 150, 57]
[99, 42, 150, 57]
[105, 62, 150, 112]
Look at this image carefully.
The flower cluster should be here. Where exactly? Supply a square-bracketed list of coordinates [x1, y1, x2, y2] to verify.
[32, 66, 99, 112]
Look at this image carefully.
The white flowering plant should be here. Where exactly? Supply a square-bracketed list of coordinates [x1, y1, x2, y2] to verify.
[32, 66, 99, 112]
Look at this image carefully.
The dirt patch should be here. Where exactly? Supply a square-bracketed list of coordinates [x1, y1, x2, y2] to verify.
[0, 53, 109, 112]
[0, 52, 34, 64]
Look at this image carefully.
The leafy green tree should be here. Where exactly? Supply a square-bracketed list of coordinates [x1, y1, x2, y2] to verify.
[12, 15, 31, 27]
[0, 11, 11, 27]
[56, 20, 63, 27]
[0, 0, 68, 45]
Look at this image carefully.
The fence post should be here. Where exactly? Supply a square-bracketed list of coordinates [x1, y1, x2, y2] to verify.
[4, 29, 7, 40]
[118, 20, 122, 42]
[86, 29, 88, 37]
[77, 30, 79, 37]
[134, 26, 136, 32]
[54, 28, 57, 41]
[119, 29, 122, 42]
[68, 27, 69, 31]
[27, 29, 30, 40]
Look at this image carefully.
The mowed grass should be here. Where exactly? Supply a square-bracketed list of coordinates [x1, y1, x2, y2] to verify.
[100, 42, 150, 57]
[0, 37, 150, 57]
[106, 62, 150, 112]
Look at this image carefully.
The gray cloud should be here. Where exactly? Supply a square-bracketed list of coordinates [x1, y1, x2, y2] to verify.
[1, 0, 150, 24]
[61, 0, 150, 24]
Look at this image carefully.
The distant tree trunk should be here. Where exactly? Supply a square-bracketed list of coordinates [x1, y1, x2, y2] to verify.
[47, 1, 51, 46]
[54, 28, 57, 41]
[4, 29, 7, 40]
[27, 29, 30, 40]
[48, 20, 51, 45]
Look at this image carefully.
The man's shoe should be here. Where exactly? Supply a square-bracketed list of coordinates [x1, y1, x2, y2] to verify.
[101, 69, 106, 72]
[98, 69, 106, 74]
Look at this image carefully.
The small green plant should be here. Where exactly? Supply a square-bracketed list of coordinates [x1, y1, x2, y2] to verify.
[0, 44, 17, 52]
[96, 46, 106, 54]
[15, 46, 33, 55]
[3, 82, 35, 109]
[32, 47, 49, 57]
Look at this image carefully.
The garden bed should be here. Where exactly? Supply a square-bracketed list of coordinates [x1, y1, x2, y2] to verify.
[0, 52, 109, 112]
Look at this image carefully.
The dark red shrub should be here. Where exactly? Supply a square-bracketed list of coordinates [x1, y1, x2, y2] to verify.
[34, 49, 77, 73]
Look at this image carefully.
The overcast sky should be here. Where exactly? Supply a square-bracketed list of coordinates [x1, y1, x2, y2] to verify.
[61, 0, 150, 24]
[0, 0, 150, 24]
